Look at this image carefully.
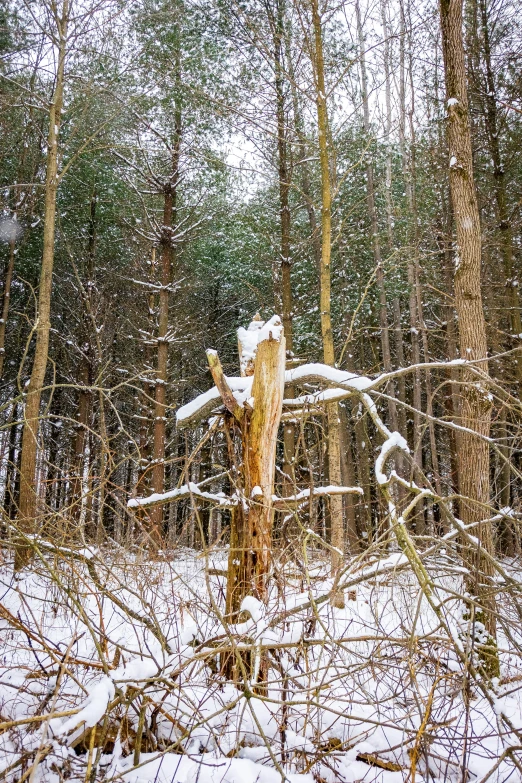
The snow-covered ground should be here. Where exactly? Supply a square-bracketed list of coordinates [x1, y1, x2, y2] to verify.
[1, 546, 521, 783]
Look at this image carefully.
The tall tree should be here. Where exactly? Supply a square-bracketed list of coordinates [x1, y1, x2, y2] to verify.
[439, 0, 498, 672]
[16, 0, 70, 569]
[268, 0, 296, 492]
[356, 0, 398, 433]
[310, 0, 344, 602]
[150, 94, 182, 544]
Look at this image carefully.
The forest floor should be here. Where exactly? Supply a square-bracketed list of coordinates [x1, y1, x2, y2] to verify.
[0, 546, 521, 783]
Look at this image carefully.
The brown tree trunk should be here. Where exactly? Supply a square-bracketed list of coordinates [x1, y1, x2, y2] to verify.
[16, 1, 69, 570]
[497, 410, 514, 555]
[218, 327, 286, 614]
[243, 335, 286, 601]
[380, 0, 408, 435]
[392, 299, 408, 437]
[150, 100, 182, 545]
[150, 187, 173, 545]
[311, 0, 344, 601]
[440, 203, 461, 520]
[285, 30, 322, 279]
[440, 0, 498, 672]
[196, 437, 211, 548]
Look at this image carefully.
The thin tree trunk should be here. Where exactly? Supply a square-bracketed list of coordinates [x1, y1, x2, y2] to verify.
[399, 0, 423, 493]
[392, 299, 407, 436]
[356, 0, 398, 433]
[440, 0, 497, 673]
[70, 189, 97, 531]
[150, 95, 182, 545]
[440, 201, 461, 519]
[476, 0, 522, 380]
[16, 1, 69, 570]
[497, 410, 514, 555]
[137, 249, 156, 497]
[3, 403, 21, 520]
[340, 403, 359, 552]
[197, 437, 211, 548]
[380, 0, 408, 435]
[0, 236, 15, 380]
[311, 0, 344, 603]
[285, 26, 322, 279]
[271, 0, 295, 492]
[354, 400, 372, 545]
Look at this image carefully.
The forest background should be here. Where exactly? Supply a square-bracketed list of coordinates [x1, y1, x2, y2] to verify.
[1, 0, 522, 778]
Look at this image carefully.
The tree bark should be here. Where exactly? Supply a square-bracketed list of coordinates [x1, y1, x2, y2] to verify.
[285, 26, 322, 279]
[222, 326, 286, 613]
[16, 0, 69, 570]
[440, 0, 498, 673]
[3, 403, 21, 521]
[311, 0, 344, 600]
[137, 253, 156, 498]
[150, 95, 182, 545]
[340, 403, 359, 552]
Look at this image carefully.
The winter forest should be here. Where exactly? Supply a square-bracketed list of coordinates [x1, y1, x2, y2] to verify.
[1, 0, 522, 779]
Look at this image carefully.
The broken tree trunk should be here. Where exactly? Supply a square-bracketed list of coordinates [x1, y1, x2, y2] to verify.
[212, 319, 286, 617]
[208, 318, 286, 685]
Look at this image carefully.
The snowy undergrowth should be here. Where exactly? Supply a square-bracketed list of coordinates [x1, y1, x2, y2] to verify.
[1, 548, 522, 783]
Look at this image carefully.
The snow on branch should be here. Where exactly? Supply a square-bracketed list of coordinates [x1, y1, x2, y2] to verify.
[51, 677, 115, 741]
[375, 432, 410, 486]
[285, 363, 374, 391]
[128, 482, 236, 510]
[128, 483, 364, 513]
[177, 315, 284, 427]
[272, 485, 363, 509]
[176, 354, 474, 429]
[176, 376, 251, 427]
[176, 361, 371, 427]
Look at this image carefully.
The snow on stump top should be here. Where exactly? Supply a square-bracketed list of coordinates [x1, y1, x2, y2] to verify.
[238, 314, 283, 377]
